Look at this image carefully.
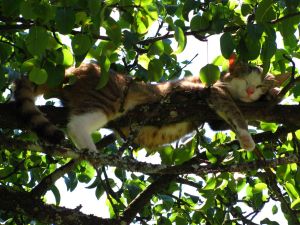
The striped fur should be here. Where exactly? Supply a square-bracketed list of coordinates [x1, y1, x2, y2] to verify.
[14, 63, 285, 152]
[14, 78, 65, 144]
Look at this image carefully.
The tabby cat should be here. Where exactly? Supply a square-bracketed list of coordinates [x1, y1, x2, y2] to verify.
[14, 60, 288, 152]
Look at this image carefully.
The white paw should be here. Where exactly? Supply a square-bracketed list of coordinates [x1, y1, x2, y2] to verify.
[238, 130, 255, 151]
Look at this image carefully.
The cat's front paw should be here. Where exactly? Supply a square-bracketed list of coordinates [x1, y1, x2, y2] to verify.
[238, 130, 255, 151]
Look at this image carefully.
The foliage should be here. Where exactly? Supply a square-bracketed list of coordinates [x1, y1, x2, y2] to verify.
[0, 0, 300, 224]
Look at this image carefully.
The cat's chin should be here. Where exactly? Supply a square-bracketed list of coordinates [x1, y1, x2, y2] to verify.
[239, 97, 253, 103]
[239, 96, 259, 103]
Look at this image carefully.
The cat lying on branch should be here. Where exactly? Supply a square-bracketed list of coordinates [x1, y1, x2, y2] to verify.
[14, 59, 289, 152]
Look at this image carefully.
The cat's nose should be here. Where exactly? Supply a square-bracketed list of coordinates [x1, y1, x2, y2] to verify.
[246, 86, 255, 96]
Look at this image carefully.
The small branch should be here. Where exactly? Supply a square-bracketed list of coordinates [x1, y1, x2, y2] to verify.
[270, 12, 300, 24]
[170, 53, 199, 78]
[0, 159, 26, 180]
[31, 160, 78, 197]
[120, 174, 177, 224]
[274, 55, 299, 103]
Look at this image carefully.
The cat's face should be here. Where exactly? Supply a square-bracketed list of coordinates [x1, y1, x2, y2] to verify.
[222, 64, 272, 102]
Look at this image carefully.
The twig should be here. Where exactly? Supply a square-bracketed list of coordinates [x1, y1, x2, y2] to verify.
[275, 54, 298, 102]
[98, 168, 121, 218]
[270, 12, 300, 24]
[120, 174, 177, 224]
[0, 159, 26, 180]
[31, 160, 78, 197]
[170, 53, 199, 78]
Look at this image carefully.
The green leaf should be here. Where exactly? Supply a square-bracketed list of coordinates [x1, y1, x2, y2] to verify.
[173, 146, 194, 165]
[285, 182, 299, 199]
[0, 42, 12, 63]
[253, 182, 267, 193]
[190, 15, 209, 31]
[50, 185, 61, 205]
[1, 0, 22, 17]
[241, 3, 252, 16]
[55, 7, 76, 34]
[199, 64, 220, 86]
[26, 26, 49, 56]
[182, 0, 198, 21]
[220, 32, 235, 59]
[105, 18, 122, 46]
[44, 63, 65, 88]
[203, 177, 217, 190]
[238, 36, 261, 60]
[62, 48, 74, 66]
[174, 26, 186, 54]
[272, 204, 278, 214]
[148, 58, 164, 81]
[159, 146, 175, 165]
[72, 34, 92, 55]
[291, 198, 300, 209]
[123, 30, 139, 50]
[21, 58, 39, 73]
[95, 185, 104, 199]
[247, 24, 264, 41]
[175, 214, 188, 225]
[97, 56, 111, 89]
[255, 0, 276, 23]
[261, 38, 277, 62]
[29, 67, 48, 85]
[148, 40, 165, 56]
[260, 122, 278, 133]
[20, 1, 37, 19]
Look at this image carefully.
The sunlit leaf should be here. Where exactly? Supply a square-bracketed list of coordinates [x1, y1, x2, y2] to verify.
[291, 198, 300, 209]
[174, 26, 186, 54]
[285, 182, 300, 199]
[29, 67, 48, 85]
[97, 56, 111, 89]
[199, 64, 220, 86]
[260, 122, 278, 133]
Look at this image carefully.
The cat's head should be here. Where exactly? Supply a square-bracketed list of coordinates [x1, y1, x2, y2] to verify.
[222, 55, 289, 102]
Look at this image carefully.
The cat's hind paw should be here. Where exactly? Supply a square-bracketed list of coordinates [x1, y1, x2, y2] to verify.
[238, 130, 255, 151]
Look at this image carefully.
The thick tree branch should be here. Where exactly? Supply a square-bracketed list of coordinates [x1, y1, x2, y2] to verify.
[0, 186, 119, 225]
[2, 95, 300, 132]
[1, 133, 299, 176]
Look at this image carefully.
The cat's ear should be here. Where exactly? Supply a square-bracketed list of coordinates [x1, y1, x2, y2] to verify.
[265, 72, 290, 86]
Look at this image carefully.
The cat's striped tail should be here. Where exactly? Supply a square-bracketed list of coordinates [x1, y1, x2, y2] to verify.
[14, 78, 65, 144]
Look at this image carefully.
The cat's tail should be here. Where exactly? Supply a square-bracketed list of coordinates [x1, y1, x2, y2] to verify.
[14, 78, 65, 144]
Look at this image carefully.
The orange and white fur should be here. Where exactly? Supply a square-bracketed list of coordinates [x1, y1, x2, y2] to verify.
[14, 60, 288, 152]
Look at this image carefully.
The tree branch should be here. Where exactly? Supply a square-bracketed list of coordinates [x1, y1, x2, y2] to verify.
[270, 11, 300, 24]
[0, 186, 119, 225]
[31, 160, 78, 197]
[120, 174, 177, 223]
